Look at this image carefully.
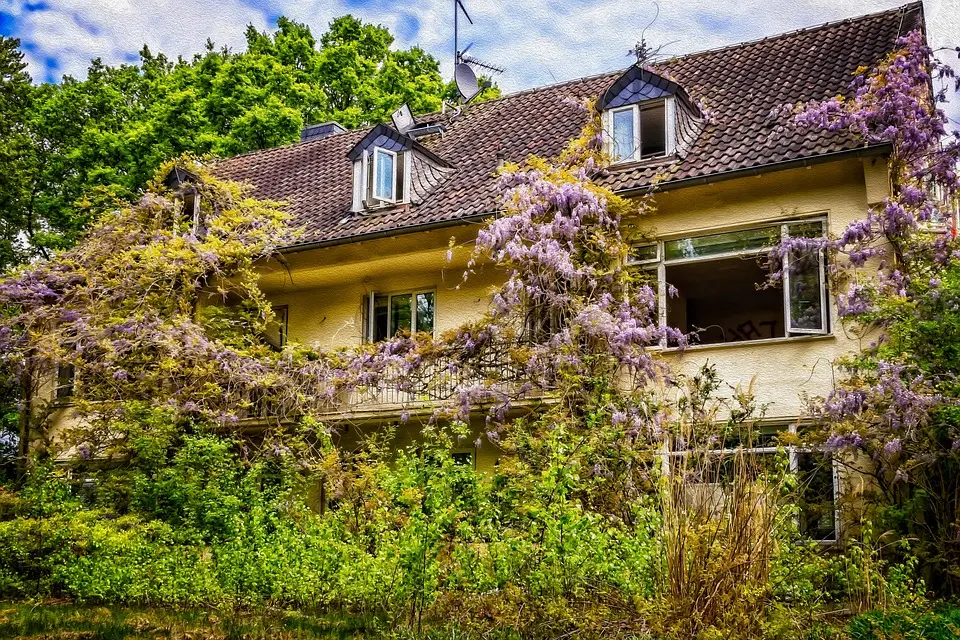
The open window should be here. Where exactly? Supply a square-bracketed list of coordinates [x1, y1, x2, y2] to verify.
[366, 290, 435, 342]
[372, 148, 398, 202]
[357, 146, 407, 209]
[630, 219, 828, 345]
[608, 99, 669, 163]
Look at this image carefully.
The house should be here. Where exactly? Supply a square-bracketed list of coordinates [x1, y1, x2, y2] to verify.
[55, 3, 928, 541]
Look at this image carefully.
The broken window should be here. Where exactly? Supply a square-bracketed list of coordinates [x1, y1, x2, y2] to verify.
[630, 219, 828, 345]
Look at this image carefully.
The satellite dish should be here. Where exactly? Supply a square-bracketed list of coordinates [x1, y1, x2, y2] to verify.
[454, 62, 480, 102]
[391, 103, 415, 134]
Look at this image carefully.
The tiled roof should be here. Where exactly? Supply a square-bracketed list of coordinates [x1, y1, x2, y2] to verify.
[215, 2, 923, 249]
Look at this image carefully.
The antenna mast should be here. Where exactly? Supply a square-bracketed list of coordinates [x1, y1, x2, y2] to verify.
[454, 0, 473, 68]
[450, 0, 503, 104]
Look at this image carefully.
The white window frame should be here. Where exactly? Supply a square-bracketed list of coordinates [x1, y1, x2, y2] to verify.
[366, 288, 436, 342]
[661, 424, 840, 543]
[372, 147, 398, 202]
[781, 224, 829, 335]
[631, 217, 830, 344]
[607, 97, 673, 164]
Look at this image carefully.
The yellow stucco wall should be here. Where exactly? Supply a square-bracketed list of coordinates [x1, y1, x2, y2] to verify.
[260, 157, 887, 427]
[645, 158, 885, 422]
[45, 155, 888, 468]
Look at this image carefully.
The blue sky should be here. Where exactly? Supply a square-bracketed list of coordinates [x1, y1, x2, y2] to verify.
[2, 0, 959, 122]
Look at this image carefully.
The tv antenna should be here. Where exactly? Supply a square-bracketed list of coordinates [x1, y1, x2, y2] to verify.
[452, 0, 503, 102]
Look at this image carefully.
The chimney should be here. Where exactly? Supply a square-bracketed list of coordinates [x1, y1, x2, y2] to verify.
[300, 122, 346, 142]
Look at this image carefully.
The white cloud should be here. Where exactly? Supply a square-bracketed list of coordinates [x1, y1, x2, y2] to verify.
[7, 0, 960, 110]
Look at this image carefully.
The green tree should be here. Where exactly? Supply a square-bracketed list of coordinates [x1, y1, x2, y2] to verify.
[0, 15, 489, 271]
[0, 36, 36, 268]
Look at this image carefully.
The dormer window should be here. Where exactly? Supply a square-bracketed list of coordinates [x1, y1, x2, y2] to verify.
[609, 99, 668, 162]
[348, 123, 455, 213]
[373, 148, 398, 202]
[599, 66, 704, 166]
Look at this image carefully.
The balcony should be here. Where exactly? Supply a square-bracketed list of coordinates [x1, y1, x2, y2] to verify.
[238, 340, 544, 424]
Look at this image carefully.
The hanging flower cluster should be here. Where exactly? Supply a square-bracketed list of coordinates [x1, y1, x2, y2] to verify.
[783, 31, 960, 572]
[0, 98, 679, 468]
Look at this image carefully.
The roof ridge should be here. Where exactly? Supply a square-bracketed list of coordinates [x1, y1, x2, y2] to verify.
[418, 2, 921, 119]
[217, 125, 369, 166]
[658, 2, 922, 65]
[414, 69, 622, 122]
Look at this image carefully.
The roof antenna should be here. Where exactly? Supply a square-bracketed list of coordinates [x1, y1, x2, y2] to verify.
[452, 0, 503, 103]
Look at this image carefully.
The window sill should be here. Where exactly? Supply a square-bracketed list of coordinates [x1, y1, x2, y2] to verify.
[608, 153, 676, 172]
[362, 201, 410, 216]
[657, 332, 835, 355]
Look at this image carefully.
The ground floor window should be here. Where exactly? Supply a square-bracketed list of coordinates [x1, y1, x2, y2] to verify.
[631, 218, 829, 345]
[367, 290, 436, 342]
[664, 424, 838, 542]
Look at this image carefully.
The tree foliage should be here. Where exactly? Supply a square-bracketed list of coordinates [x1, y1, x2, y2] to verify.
[0, 16, 497, 272]
[779, 31, 960, 592]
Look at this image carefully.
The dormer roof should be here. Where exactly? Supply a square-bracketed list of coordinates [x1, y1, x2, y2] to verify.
[214, 2, 924, 251]
[597, 66, 699, 115]
[346, 123, 454, 169]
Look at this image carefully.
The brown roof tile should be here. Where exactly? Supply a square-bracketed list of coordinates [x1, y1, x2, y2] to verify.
[215, 2, 923, 249]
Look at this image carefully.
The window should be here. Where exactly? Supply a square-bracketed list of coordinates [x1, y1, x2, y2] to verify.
[266, 305, 288, 349]
[373, 148, 396, 202]
[608, 99, 669, 163]
[355, 147, 407, 210]
[795, 450, 839, 541]
[367, 290, 435, 342]
[630, 219, 828, 345]
[525, 296, 566, 343]
[664, 424, 839, 542]
[920, 178, 959, 235]
[56, 362, 75, 400]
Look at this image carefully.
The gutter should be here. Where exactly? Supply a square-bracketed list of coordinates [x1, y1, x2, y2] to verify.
[279, 144, 891, 254]
[280, 212, 492, 255]
[616, 143, 892, 198]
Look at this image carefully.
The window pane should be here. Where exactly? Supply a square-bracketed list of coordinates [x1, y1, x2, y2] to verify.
[374, 150, 395, 200]
[787, 248, 825, 332]
[786, 221, 826, 333]
[630, 243, 659, 263]
[374, 294, 389, 341]
[56, 363, 75, 399]
[612, 109, 634, 161]
[664, 225, 780, 260]
[797, 452, 837, 541]
[390, 294, 412, 336]
[415, 292, 435, 334]
[640, 101, 666, 157]
[787, 221, 825, 239]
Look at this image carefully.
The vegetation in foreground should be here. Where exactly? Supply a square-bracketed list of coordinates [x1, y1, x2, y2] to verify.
[0, 27, 958, 640]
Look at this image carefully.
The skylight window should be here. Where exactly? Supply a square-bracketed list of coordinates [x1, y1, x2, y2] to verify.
[608, 99, 670, 163]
